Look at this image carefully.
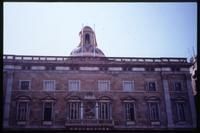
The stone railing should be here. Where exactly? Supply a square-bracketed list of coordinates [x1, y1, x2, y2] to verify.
[3, 54, 187, 63]
[65, 119, 113, 125]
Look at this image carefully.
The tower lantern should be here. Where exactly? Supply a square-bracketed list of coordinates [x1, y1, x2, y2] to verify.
[70, 26, 105, 57]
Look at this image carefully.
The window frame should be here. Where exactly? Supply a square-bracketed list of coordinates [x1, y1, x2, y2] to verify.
[146, 80, 157, 92]
[98, 100, 112, 120]
[123, 100, 136, 122]
[43, 102, 53, 122]
[173, 80, 183, 91]
[123, 80, 134, 92]
[67, 101, 81, 120]
[19, 80, 31, 90]
[68, 80, 80, 91]
[98, 80, 110, 91]
[148, 101, 160, 122]
[16, 101, 29, 122]
[43, 80, 56, 91]
[175, 101, 186, 122]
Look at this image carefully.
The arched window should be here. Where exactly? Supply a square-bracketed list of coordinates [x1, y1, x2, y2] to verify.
[85, 34, 90, 44]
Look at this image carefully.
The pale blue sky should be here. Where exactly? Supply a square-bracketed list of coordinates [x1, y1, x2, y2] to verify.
[3, 2, 197, 60]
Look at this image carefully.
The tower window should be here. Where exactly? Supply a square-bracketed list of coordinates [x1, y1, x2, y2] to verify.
[85, 34, 90, 44]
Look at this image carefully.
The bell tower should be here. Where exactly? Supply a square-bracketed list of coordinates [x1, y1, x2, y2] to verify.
[78, 26, 97, 47]
[70, 25, 105, 57]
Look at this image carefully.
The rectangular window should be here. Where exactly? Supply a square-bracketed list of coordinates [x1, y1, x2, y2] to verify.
[43, 80, 55, 91]
[17, 102, 28, 121]
[68, 102, 81, 120]
[99, 102, 111, 120]
[148, 81, 156, 91]
[124, 102, 135, 121]
[123, 81, 134, 92]
[176, 102, 186, 121]
[98, 80, 110, 91]
[20, 80, 30, 90]
[68, 80, 80, 91]
[149, 102, 160, 121]
[174, 82, 182, 91]
[43, 102, 52, 121]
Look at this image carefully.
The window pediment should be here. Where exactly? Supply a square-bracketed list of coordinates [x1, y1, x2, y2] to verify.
[145, 96, 160, 102]
[65, 96, 82, 101]
[15, 95, 31, 101]
[121, 96, 136, 102]
[171, 96, 186, 101]
[41, 96, 56, 102]
[98, 96, 112, 101]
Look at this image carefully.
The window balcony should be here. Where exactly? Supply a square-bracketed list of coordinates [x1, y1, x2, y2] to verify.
[42, 121, 53, 126]
[17, 121, 26, 125]
[126, 121, 136, 125]
[151, 121, 160, 126]
[65, 119, 114, 126]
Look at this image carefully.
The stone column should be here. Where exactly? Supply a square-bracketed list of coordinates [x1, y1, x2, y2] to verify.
[81, 102, 83, 120]
[186, 79, 197, 128]
[3, 71, 14, 128]
[96, 102, 98, 120]
[163, 80, 174, 128]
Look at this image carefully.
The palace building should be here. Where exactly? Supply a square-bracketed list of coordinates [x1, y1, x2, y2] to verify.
[3, 26, 196, 130]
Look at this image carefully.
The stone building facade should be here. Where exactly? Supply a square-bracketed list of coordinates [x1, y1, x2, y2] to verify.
[3, 26, 196, 130]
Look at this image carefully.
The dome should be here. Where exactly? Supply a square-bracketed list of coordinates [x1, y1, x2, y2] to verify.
[83, 26, 93, 31]
[70, 45, 105, 57]
[70, 26, 105, 57]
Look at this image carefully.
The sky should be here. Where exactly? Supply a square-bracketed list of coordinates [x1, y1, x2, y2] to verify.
[3, 2, 197, 60]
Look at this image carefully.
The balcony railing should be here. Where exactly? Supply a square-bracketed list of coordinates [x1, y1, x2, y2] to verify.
[65, 119, 113, 126]
[3, 54, 188, 63]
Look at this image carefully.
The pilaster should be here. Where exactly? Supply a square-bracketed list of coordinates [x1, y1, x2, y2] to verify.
[163, 79, 174, 128]
[3, 71, 14, 128]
